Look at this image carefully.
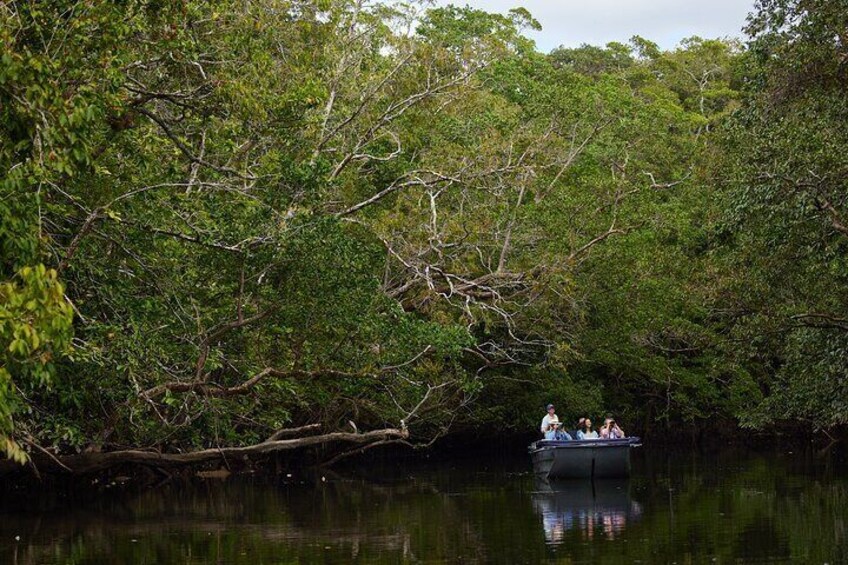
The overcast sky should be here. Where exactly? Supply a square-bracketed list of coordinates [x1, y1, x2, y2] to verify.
[435, 1, 756, 52]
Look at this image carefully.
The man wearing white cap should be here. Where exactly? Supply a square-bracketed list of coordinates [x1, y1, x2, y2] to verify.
[540, 404, 571, 440]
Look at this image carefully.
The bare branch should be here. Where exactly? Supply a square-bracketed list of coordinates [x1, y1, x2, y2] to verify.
[790, 312, 848, 331]
[137, 108, 256, 180]
[265, 423, 323, 443]
[6, 428, 410, 475]
[140, 367, 375, 400]
[336, 170, 459, 217]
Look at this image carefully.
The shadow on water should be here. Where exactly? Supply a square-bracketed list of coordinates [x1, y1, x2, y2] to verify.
[0, 445, 846, 564]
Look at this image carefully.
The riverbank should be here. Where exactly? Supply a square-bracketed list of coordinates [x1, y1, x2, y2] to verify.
[2, 422, 843, 490]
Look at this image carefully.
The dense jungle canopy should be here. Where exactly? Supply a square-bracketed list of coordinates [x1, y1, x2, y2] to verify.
[1, 0, 847, 469]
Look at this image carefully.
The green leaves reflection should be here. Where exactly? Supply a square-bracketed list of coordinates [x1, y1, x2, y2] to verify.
[1, 449, 846, 564]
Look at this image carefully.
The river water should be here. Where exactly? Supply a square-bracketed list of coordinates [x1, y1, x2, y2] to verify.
[1, 445, 845, 564]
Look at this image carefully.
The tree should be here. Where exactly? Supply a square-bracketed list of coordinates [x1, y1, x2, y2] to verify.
[716, 0, 848, 429]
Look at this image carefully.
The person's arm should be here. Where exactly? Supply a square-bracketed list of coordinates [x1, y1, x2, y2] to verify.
[540, 416, 548, 433]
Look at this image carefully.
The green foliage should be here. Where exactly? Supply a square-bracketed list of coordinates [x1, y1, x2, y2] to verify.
[714, 0, 848, 428]
[0, 0, 842, 467]
[0, 266, 73, 460]
[550, 42, 635, 76]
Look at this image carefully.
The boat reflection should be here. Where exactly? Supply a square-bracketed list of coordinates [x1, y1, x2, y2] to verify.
[531, 479, 642, 544]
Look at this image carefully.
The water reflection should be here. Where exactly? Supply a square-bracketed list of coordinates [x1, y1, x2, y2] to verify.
[0, 477, 435, 565]
[532, 479, 642, 544]
[0, 447, 846, 564]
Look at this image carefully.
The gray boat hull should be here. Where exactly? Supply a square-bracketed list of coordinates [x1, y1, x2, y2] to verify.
[529, 438, 640, 479]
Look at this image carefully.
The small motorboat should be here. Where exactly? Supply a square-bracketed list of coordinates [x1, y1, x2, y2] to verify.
[528, 438, 641, 480]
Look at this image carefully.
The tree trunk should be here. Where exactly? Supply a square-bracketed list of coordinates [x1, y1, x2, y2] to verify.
[1, 428, 408, 477]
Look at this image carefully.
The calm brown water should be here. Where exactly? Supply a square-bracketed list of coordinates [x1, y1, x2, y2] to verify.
[1, 445, 846, 564]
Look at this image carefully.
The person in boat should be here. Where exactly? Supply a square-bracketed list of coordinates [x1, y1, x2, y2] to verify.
[549, 421, 573, 441]
[540, 404, 572, 440]
[540, 404, 558, 437]
[571, 418, 585, 439]
[576, 417, 599, 439]
[600, 417, 625, 439]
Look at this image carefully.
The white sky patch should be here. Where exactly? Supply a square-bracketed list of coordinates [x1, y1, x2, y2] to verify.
[433, 0, 756, 51]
